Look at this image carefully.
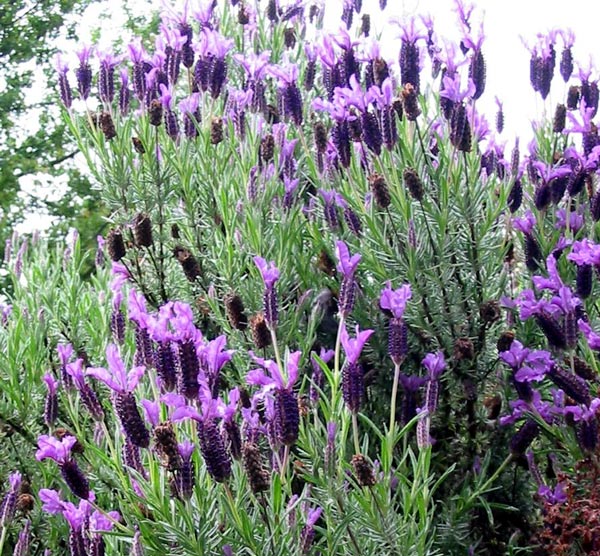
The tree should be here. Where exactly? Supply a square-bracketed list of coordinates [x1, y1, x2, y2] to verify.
[1, 1, 106, 258]
[0, 1, 158, 288]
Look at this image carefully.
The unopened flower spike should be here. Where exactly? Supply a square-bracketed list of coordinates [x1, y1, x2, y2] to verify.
[335, 241, 361, 317]
[254, 256, 280, 329]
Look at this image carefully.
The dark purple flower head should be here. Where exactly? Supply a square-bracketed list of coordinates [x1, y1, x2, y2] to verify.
[55, 54, 73, 108]
[341, 325, 374, 365]
[422, 351, 446, 379]
[97, 50, 121, 101]
[379, 281, 412, 319]
[335, 241, 361, 277]
[87, 344, 145, 394]
[254, 256, 280, 289]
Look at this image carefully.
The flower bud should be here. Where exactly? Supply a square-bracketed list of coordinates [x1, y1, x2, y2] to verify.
[351, 454, 376, 487]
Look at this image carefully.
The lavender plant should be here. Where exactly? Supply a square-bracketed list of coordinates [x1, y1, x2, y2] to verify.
[4, 0, 600, 554]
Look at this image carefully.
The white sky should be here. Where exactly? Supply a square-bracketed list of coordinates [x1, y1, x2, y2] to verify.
[16, 0, 600, 232]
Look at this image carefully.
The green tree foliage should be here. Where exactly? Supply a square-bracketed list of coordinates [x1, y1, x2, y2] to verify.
[0, 1, 159, 291]
[0, 0, 105, 257]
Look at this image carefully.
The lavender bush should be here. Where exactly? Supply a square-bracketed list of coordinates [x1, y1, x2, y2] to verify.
[2, 0, 600, 554]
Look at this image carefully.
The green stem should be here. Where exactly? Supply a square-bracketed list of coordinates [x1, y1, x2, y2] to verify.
[0, 526, 7, 556]
[280, 444, 290, 481]
[269, 326, 284, 379]
[352, 412, 360, 455]
[333, 316, 345, 390]
[389, 361, 401, 435]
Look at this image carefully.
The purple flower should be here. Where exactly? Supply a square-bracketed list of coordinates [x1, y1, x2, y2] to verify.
[341, 325, 374, 365]
[43, 372, 59, 396]
[379, 282, 412, 319]
[568, 239, 600, 266]
[0, 471, 21, 527]
[563, 398, 600, 422]
[335, 241, 360, 277]
[578, 319, 600, 350]
[171, 394, 232, 482]
[36, 435, 77, 463]
[253, 256, 280, 288]
[422, 351, 446, 379]
[254, 256, 280, 328]
[247, 351, 300, 390]
[75, 44, 93, 100]
[98, 50, 121, 104]
[512, 210, 537, 234]
[43, 372, 59, 427]
[89, 509, 121, 533]
[201, 335, 234, 376]
[531, 255, 564, 292]
[88, 345, 149, 448]
[440, 74, 476, 103]
[235, 51, 271, 81]
[141, 399, 160, 428]
[300, 507, 323, 554]
[538, 482, 567, 505]
[87, 344, 145, 394]
[499, 339, 553, 382]
[38, 488, 66, 515]
[36, 436, 90, 499]
[55, 54, 72, 108]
